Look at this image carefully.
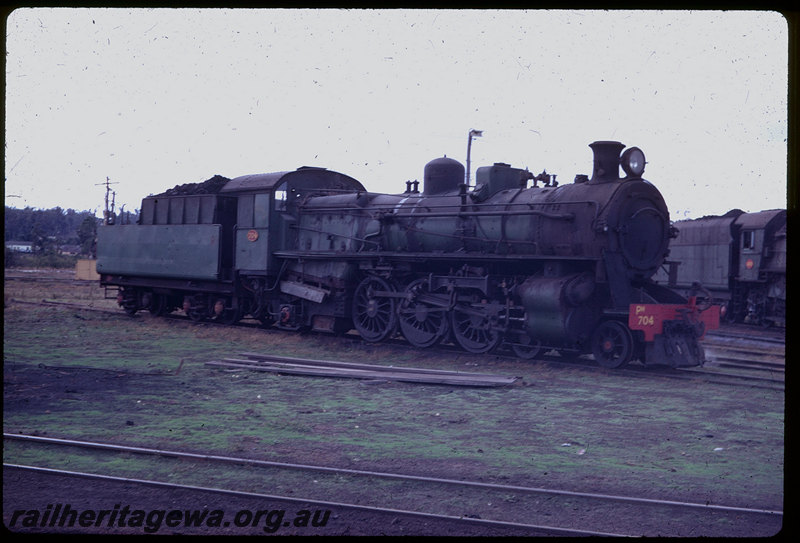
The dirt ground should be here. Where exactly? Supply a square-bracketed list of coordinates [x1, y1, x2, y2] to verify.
[3, 362, 784, 537]
[2, 272, 787, 536]
[3, 467, 551, 537]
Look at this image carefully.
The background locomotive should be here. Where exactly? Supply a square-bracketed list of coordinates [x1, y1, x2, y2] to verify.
[654, 209, 786, 327]
[97, 140, 718, 368]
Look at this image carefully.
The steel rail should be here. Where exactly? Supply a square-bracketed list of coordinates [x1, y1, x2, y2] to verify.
[7, 298, 122, 315]
[3, 276, 97, 284]
[675, 367, 784, 387]
[713, 359, 785, 372]
[705, 329, 785, 345]
[2, 463, 626, 537]
[4, 433, 782, 517]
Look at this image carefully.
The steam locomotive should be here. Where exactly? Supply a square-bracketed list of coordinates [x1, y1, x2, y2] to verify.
[654, 209, 786, 327]
[97, 140, 719, 368]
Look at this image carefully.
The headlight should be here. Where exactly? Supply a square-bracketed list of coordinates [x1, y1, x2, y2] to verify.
[621, 147, 646, 177]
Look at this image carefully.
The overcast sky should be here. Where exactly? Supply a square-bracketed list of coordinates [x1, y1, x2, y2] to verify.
[4, 8, 788, 220]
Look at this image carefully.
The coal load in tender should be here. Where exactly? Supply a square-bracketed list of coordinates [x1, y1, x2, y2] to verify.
[154, 175, 231, 197]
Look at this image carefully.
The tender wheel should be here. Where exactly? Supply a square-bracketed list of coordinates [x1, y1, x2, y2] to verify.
[218, 301, 243, 325]
[210, 298, 242, 325]
[591, 320, 634, 368]
[450, 301, 502, 354]
[398, 278, 450, 348]
[188, 308, 207, 322]
[119, 289, 139, 316]
[184, 295, 208, 322]
[352, 276, 398, 342]
[148, 293, 167, 316]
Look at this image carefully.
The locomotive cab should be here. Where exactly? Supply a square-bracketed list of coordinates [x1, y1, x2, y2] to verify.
[221, 167, 366, 275]
[734, 209, 786, 283]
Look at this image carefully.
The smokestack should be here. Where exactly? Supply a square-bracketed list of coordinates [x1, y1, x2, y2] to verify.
[589, 141, 625, 184]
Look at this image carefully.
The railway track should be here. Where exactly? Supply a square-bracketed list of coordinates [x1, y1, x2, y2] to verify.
[673, 367, 783, 391]
[709, 357, 784, 373]
[706, 324, 785, 344]
[4, 275, 97, 285]
[2, 464, 590, 537]
[7, 298, 126, 315]
[3, 433, 783, 537]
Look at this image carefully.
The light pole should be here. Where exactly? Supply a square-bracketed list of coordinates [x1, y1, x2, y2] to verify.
[466, 129, 483, 187]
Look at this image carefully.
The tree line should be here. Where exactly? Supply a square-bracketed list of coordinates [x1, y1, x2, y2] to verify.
[5, 206, 101, 257]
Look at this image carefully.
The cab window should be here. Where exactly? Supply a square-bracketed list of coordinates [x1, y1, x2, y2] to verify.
[742, 230, 755, 250]
[275, 182, 288, 211]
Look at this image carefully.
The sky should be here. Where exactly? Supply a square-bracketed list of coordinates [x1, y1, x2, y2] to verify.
[4, 8, 789, 220]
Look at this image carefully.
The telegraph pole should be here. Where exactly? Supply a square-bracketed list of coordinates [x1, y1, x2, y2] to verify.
[96, 177, 119, 224]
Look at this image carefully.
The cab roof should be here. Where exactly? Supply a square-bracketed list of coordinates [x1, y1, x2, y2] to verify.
[220, 167, 366, 194]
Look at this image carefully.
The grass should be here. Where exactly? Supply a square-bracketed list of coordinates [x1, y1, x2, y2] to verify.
[3, 282, 784, 514]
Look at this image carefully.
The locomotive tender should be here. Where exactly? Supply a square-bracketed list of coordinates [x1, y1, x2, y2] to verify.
[97, 140, 719, 368]
[654, 209, 786, 327]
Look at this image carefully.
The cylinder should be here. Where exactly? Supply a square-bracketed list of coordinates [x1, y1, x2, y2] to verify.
[517, 273, 596, 342]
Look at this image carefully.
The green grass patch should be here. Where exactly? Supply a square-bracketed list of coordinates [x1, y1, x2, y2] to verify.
[3, 300, 784, 511]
